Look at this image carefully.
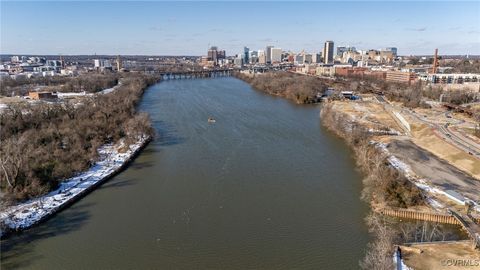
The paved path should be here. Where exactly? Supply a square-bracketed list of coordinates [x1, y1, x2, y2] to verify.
[450, 209, 480, 249]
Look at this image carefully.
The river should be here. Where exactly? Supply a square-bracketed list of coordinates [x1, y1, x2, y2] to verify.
[1, 77, 370, 269]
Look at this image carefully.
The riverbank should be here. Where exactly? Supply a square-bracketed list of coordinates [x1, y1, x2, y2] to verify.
[0, 135, 150, 238]
[0, 74, 161, 237]
[320, 101, 426, 208]
[234, 71, 333, 104]
[321, 99, 480, 268]
[1, 74, 159, 202]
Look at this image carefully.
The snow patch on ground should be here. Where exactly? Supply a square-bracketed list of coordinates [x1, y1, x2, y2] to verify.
[375, 142, 480, 214]
[393, 250, 414, 270]
[0, 136, 148, 236]
[367, 128, 402, 136]
[393, 111, 411, 132]
[98, 81, 122, 95]
[57, 91, 93, 98]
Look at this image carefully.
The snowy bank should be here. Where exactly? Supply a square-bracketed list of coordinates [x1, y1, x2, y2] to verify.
[375, 142, 480, 214]
[0, 136, 150, 237]
[393, 248, 413, 270]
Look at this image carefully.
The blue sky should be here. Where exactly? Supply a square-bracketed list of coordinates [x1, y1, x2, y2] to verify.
[1, 1, 479, 55]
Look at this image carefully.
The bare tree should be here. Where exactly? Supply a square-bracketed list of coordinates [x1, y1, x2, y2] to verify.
[360, 213, 396, 270]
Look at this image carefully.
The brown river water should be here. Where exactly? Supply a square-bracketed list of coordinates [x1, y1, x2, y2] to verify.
[1, 77, 370, 269]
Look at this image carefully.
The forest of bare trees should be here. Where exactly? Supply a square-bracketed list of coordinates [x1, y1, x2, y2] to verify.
[359, 214, 397, 270]
[0, 73, 159, 203]
[359, 213, 458, 270]
[344, 75, 479, 108]
[0, 72, 119, 96]
[235, 72, 329, 104]
[450, 59, 480, 74]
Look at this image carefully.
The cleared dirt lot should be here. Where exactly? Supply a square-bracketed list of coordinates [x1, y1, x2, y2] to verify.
[387, 138, 480, 203]
[331, 100, 403, 132]
[411, 123, 480, 179]
[401, 242, 480, 270]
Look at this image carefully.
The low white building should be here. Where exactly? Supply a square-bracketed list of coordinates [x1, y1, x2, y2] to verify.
[426, 73, 480, 84]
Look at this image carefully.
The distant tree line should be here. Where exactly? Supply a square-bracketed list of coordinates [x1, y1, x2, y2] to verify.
[347, 75, 479, 108]
[0, 73, 119, 96]
[235, 72, 329, 104]
[450, 59, 480, 74]
[238, 71, 478, 109]
[0, 73, 159, 203]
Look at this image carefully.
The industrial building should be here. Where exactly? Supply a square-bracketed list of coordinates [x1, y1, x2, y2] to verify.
[386, 71, 417, 84]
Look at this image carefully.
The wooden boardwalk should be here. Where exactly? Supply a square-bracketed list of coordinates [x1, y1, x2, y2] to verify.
[376, 207, 480, 249]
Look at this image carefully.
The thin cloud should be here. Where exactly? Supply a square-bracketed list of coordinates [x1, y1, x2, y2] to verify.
[148, 26, 163, 32]
[259, 38, 274, 43]
[209, 28, 225, 33]
[405, 27, 427, 32]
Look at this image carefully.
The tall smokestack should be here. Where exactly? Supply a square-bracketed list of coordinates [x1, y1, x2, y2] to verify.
[116, 55, 122, 71]
[432, 48, 439, 74]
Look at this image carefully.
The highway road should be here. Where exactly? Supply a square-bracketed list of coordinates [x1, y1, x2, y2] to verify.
[376, 95, 480, 159]
[406, 109, 480, 158]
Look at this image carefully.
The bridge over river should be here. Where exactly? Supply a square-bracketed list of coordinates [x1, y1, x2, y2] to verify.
[149, 68, 240, 80]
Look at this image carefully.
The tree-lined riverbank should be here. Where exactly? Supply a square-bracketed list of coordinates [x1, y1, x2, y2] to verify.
[0, 136, 150, 237]
[235, 71, 330, 104]
[0, 74, 159, 203]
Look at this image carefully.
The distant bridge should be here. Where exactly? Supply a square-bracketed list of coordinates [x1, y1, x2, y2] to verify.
[150, 68, 240, 80]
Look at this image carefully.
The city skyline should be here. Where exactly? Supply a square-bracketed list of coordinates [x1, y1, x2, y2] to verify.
[1, 1, 479, 56]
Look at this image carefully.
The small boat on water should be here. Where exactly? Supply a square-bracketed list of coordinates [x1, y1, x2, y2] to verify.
[208, 117, 216, 123]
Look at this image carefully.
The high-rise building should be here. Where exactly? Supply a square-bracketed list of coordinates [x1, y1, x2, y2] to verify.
[336, 47, 347, 57]
[207, 46, 226, 66]
[384, 47, 398, 57]
[265, 45, 274, 64]
[304, 54, 313, 64]
[208, 46, 218, 62]
[271, 48, 282, 63]
[243, 47, 250, 64]
[249, 50, 258, 64]
[323, 41, 334, 64]
[234, 55, 243, 67]
[295, 54, 304, 65]
[336, 46, 356, 57]
[312, 53, 322, 63]
[258, 50, 266, 64]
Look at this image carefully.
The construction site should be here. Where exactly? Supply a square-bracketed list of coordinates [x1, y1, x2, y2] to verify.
[321, 89, 480, 268]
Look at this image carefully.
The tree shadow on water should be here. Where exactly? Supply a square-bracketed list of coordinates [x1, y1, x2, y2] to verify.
[1, 202, 94, 269]
[99, 178, 135, 190]
[153, 120, 186, 147]
[129, 160, 155, 171]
